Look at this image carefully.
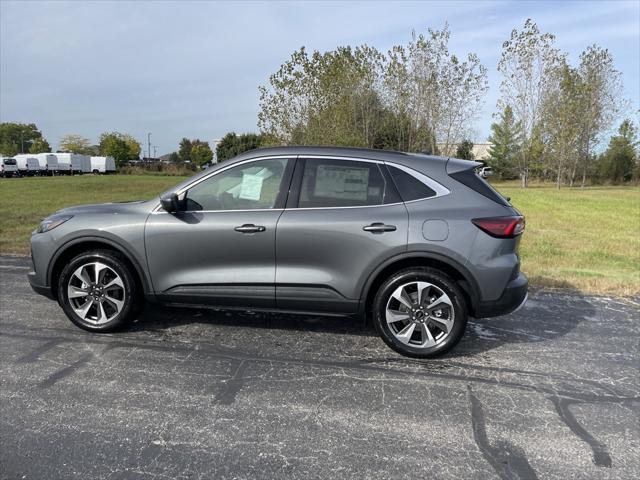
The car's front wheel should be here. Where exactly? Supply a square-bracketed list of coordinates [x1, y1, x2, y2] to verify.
[58, 250, 142, 332]
[372, 267, 468, 358]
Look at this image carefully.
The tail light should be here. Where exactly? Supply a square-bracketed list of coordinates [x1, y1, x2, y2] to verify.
[472, 216, 525, 238]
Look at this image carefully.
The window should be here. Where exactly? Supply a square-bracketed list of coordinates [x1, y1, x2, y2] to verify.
[185, 159, 289, 211]
[388, 165, 436, 202]
[298, 159, 391, 208]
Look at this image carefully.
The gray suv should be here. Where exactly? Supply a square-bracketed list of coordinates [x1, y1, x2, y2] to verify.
[28, 147, 527, 358]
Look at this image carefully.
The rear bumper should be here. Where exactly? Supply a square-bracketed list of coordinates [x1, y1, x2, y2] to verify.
[474, 273, 528, 318]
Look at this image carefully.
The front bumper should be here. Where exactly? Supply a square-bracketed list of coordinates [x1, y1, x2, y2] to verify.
[28, 271, 55, 300]
[475, 273, 528, 318]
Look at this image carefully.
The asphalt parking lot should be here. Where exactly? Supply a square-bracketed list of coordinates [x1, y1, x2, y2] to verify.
[1, 255, 638, 480]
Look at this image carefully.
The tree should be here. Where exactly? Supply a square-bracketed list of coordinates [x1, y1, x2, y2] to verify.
[190, 141, 213, 167]
[121, 134, 141, 160]
[59, 134, 93, 154]
[29, 137, 52, 153]
[0, 141, 18, 156]
[455, 140, 475, 160]
[176, 138, 213, 166]
[168, 152, 180, 163]
[258, 26, 488, 152]
[99, 132, 141, 167]
[541, 62, 584, 188]
[497, 19, 563, 187]
[99, 133, 129, 167]
[178, 138, 193, 162]
[572, 45, 627, 187]
[0, 122, 47, 154]
[487, 106, 522, 179]
[597, 120, 638, 183]
[216, 132, 263, 162]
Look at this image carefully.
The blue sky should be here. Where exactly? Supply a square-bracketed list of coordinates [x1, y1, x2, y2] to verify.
[1, 0, 638, 155]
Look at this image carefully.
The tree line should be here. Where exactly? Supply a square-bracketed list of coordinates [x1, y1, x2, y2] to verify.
[257, 19, 637, 186]
[0, 125, 142, 168]
[2, 19, 636, 184]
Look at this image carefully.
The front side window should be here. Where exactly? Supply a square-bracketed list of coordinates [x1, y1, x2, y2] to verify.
[185, 159, 289, 211]
[298, 159, 391, 208]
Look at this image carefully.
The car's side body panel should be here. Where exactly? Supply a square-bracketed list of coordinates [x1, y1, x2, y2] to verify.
[274, 203, 409, 312]
[28, 146, 527, 324]
[145, 209, 283, 308]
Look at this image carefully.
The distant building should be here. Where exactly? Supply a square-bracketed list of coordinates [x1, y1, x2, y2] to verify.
[436, 142, 492, 160]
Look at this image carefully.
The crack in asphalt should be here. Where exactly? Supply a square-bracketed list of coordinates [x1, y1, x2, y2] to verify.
[469, 386, 540, 480]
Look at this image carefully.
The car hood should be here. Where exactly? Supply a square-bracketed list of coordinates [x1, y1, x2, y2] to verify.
[56, 200, 153, 216]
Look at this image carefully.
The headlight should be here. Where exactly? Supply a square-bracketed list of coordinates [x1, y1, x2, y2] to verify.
[36, 214, 73, 234]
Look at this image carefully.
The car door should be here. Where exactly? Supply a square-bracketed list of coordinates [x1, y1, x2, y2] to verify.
[145, 157, 294, 308]
[275, 157, 409, 313]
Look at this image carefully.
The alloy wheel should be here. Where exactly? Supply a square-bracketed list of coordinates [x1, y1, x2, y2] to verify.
[385, 281, 454, 348]
[67, 262, 126, 324]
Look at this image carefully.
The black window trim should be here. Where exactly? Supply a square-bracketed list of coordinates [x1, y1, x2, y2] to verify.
[384, 162, 450, 203]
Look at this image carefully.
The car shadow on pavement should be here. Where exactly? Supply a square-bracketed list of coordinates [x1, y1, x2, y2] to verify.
[128, 289, 597, 358]
[452, 289, 597, 358]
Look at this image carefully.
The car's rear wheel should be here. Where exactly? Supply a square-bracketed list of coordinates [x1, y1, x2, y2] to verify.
[58, 250, 142, 332]
[372, 267, 468, 358]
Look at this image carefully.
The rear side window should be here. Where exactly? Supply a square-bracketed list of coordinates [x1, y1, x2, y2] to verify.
[298, 159, 391, 208]
[388, 165, 436, 201]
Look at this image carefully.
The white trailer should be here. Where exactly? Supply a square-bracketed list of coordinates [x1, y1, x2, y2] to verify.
[53, 153, 85, 174]
[89, 156, 116, 174]
[14, 154, 43, 176]
[32, 153, 59, 175]
[80, 155, 92, 173]
[1, 157, 19, 177]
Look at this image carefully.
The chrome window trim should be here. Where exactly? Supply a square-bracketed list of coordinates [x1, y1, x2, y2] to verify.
[151, 154, 449, 214]
[302, 155, 383, 164]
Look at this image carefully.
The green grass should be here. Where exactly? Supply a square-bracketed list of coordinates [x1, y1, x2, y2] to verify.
[493, 182, 640, 296]
[0, 175, 187, 255]
[0, 176, 638, 296]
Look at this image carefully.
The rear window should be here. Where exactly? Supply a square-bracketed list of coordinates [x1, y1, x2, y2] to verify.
[449, 169, 510, 206]
[388, 165, 436, 201]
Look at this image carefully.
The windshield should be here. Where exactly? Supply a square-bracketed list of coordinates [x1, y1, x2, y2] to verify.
[2, 158, 17, 165]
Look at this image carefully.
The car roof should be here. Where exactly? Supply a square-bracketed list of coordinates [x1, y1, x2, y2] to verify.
[234, 145, 441, 161]
[164, 146, 478, 195]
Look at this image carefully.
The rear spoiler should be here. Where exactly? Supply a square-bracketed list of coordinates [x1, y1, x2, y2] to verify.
[445, 157, 482, 174]
[445, 157, 511, 207]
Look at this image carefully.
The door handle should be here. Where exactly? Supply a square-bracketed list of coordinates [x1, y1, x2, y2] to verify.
[363, 222, 397, 234]
[234, 224, 266, 234]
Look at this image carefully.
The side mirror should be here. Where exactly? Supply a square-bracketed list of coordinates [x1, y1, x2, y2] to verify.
[160, 193, 181, 213]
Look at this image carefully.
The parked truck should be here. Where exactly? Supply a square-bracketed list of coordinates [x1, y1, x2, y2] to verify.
[89, 156, 116, 174]
[32, 153, 59, 175]
[1, 157, 19, 177]
[14, 154, 43, 176]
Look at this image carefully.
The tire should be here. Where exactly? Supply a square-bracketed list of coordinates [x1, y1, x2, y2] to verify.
[57, 249, 143, 332]
[372, 267, 468, 358]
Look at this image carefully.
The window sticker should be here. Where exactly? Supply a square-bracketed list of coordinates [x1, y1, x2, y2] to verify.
[315, 165, 369, 200]
[239, 173, 264, 201]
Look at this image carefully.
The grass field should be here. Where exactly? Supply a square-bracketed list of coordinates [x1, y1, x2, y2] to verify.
[1, 175, 638, 296]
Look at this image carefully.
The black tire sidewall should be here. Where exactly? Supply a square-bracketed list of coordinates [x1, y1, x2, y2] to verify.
[58, 250, 138, 332]
[373, 268, 468, 358]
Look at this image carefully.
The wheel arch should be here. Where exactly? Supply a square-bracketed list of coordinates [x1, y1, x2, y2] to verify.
[47, 236, 150, 301]
[360, 252, 480, 318]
